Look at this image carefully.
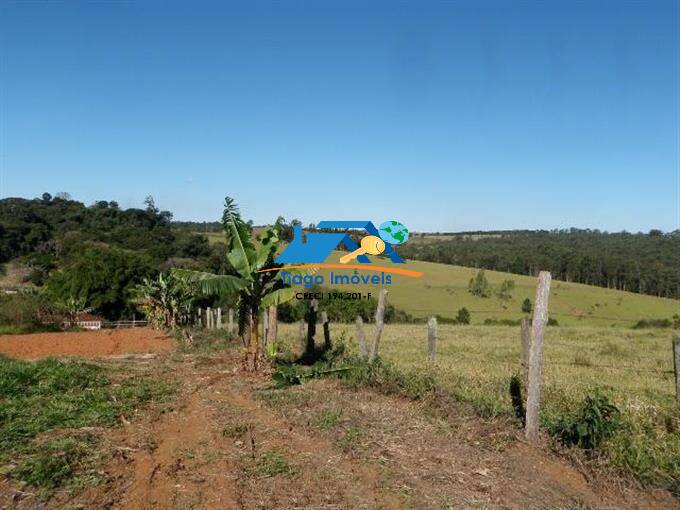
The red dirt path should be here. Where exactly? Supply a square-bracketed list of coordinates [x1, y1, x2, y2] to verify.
[0, 328, 174, 359]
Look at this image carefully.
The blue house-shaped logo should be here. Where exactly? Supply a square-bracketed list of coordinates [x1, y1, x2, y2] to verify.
[276, 221, 405, 264]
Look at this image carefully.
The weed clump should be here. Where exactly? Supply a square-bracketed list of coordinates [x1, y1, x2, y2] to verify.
[253, 451, 291, 477]
[550, 391, 622, 450]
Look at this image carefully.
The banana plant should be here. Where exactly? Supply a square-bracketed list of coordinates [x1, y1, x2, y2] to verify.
[134, 272, 196, 329]
[173, 197, 294, 371]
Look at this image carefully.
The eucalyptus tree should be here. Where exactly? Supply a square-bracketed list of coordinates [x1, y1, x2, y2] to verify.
[174, 197, 293, 371]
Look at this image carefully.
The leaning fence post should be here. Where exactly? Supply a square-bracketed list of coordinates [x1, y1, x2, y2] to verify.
[521, 318, 531, 384]
[369, 289, 388, 362]
[427, 316, 438, 361]
[673, 335, 680, 403]
[525, 271, 551, 443]
[228, 308, 234, 335]
[356, 316, 368, 359]
[321, 311, 331, 351]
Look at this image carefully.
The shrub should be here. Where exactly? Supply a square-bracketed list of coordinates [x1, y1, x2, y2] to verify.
[455, 307, 471, 325]
[496, 279, 515, 305]
[521, 298, 532, 314]
[340, 358, 437, 401]
[632, 318, 672, 329]
[550, 391, 622, 450]
[468, 270, 491, 298]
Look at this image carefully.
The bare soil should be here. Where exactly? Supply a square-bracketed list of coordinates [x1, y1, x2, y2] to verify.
[0, 328, 174, 359]
[1, 346, 677, 509]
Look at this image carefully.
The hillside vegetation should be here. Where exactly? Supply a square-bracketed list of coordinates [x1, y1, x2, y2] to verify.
[315, 252, 679, 327]
[400, 229, 680, 299]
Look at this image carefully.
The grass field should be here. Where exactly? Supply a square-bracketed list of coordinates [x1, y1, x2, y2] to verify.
[312, 252, 680, 327]
[278, 322, 680, 488]
[190, 232, 679, 327]
[201, 231, 226, 245]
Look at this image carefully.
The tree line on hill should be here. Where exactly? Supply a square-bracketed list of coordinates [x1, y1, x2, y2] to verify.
[399, 229, 680, 299]
[0, 194, 233, 320]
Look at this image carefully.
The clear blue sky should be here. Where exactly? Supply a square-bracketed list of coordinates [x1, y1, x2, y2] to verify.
[1, 0, 678, 232]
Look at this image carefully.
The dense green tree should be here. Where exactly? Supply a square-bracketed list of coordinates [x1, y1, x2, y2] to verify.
[46, 246, 154, 319]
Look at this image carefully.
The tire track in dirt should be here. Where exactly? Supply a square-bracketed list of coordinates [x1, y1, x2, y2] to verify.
[121, 379, 241, 509]
[112, 355, 403, 509]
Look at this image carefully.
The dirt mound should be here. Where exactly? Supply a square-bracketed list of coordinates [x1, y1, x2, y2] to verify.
[0, 328, 174, 359]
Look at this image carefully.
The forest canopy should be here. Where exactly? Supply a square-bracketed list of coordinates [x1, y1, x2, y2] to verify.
[400, 230, 680, 299]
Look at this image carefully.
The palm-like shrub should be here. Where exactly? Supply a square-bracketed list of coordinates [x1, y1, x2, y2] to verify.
[174, 197, 293, 371]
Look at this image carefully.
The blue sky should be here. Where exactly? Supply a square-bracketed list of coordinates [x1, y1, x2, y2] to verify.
[1, 0, 678, 232]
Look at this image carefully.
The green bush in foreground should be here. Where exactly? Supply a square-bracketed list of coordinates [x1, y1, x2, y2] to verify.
[550, 391, 622, 450]
[0, 356, 174, 492]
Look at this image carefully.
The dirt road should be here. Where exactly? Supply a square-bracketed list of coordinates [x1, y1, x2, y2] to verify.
[41, 351, 675, 510]
[0, 328, 173, 359]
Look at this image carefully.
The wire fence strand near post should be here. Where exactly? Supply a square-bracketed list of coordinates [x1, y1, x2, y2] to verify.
[525, 271, 551, 443]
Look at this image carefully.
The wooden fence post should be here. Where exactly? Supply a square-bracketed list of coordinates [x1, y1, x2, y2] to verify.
[673, 335, 680, 403]
[228, 308, 234, 335]
[356, 316, 368, 359]
[525, 271, 551, 443]
[197, 307, 202, 328]
[305, 299, 318, 358]
[216, 307, 222, 329]
[321, 311, 331, 351]
[262, 310, 269, 347]
[427, 316, 438, 361]
[521, 318, 531, 384]
[369, 289, 388, 362]
[298, 320, 306, 354]
[206, 307, 213, 330]
[268, 306, 278, 344]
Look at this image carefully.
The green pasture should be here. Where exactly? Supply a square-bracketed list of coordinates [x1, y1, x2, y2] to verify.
[313, 252, 680, 327]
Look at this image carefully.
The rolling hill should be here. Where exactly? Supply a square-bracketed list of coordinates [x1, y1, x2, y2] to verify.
[313, 252, 679, 327]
